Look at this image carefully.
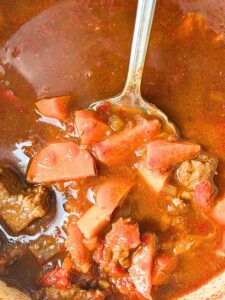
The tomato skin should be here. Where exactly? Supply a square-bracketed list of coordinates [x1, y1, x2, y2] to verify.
[39, 266, 70, 289]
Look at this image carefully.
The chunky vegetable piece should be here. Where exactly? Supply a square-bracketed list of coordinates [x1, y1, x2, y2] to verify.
[138, 168, 169, 194]
[96, 178, 133, 215]
[77, 205, 110, 239]
[27, 142, 96, 183]
[39, 266, 70, 289]
[36, 96, 70, 121]
[75, 110, 112, 145]
[129, 234, 157, 299]
[93, 118, 161, 166]
[147, 140, 201, 170]
[65, 220, 90, 273]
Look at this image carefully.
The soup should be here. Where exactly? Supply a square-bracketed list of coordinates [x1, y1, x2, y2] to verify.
[0, 1, 225, 299]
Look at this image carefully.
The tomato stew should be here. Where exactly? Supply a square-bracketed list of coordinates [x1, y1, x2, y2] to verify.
[0, 1, 225, 300]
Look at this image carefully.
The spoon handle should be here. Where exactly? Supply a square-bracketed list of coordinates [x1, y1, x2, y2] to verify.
[123, 0, 156, 98]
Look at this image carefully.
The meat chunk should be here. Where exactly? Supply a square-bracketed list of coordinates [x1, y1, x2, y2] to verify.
[177, 156, 217, 189]
[33, 285, 106, 300]
[129, 233, 157, 299]
[0, 186, 48, 233]
[27, 142, 96, 184]
[75, 110, 112, 145]
[105, 218, 140, 266]
[29, 235, 63, 262]
[0, 240, 26, 275]
[0, 166, 48, 232]
[147, 140, 200, 170]
[93, 118, 160, 166]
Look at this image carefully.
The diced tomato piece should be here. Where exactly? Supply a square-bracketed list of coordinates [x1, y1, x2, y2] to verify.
[96, 178, 133, 215]
[212, 198, 225, 225]
[93, 118, 161, 166]
[147, 140, 201, 169]
[27, 142, 96, 183]
[105, 218, 140, 262]
[193, 179, 214, 209]
[39, 266, 70, 289]
[35, 96, 70, 121]
[77, 205, 110, 239]
[129, 233, 156, 299]
[138, 168, 169, 194]
[65, 221, 90, 273]
[75, 110, 112, 145]
[152, 255, 177, 286]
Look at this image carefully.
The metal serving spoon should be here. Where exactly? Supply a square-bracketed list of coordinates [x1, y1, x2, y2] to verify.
[91, 0, 177, 135]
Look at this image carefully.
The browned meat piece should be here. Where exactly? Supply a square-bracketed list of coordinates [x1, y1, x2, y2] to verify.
[0, 166, 49, 232]
[29, 235, 63, 262]
[0, 239, 26, 274]
[33, 285, 106, 300]
[176, 155, 217, 189]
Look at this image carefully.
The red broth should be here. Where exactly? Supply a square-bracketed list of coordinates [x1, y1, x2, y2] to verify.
[0, 1, 225, 299]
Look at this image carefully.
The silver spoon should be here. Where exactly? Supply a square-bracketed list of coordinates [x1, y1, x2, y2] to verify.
[91, 0, 177, 135]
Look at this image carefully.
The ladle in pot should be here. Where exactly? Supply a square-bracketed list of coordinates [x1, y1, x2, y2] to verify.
[91, 0, 177, 135]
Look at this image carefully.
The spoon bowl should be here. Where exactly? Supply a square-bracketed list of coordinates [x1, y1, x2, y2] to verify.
[90, 0, 178, 136]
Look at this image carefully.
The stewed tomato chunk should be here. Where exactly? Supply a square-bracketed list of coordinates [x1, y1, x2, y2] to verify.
[27, 142, 96, 183]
